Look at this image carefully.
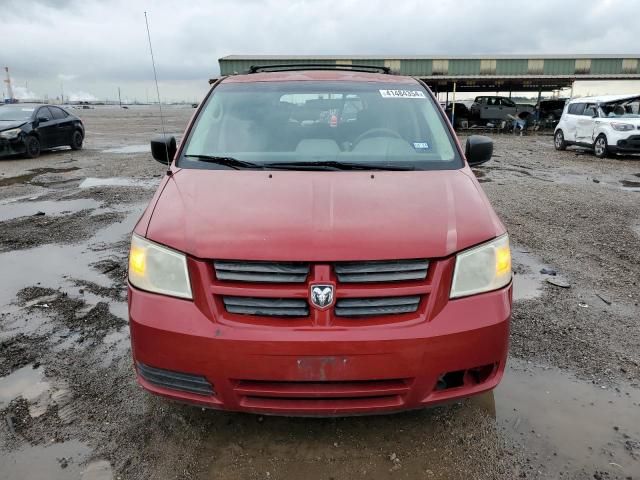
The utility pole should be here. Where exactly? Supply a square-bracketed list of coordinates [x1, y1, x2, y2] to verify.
[60, 81, 64, 104]
[118, 87, 122, 107]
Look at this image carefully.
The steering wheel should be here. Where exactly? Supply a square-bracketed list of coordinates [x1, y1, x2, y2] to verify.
[352, 128, 403, 147]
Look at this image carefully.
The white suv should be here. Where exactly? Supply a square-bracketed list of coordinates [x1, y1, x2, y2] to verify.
[554, 94, 640, 158]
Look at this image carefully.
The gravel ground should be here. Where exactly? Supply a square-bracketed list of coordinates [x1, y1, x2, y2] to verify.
[0, 106, 638, 480]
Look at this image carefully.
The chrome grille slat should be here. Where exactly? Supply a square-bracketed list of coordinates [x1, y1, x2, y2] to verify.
[335, 295, 420, 317]
[223, 296, 309, 317]
[335, 259, 428, 283]
[214, 261, 309, 283]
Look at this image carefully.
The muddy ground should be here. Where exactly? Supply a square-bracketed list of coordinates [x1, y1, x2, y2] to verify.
[0, 106, 639, 480]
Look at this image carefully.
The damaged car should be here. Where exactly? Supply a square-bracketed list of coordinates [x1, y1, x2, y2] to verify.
[554, 94, 640, 158]
[0, 104, 84, 159]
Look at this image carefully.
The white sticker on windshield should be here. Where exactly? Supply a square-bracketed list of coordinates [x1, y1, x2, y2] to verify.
[379, 89, 426, 99]
[21, 108, 35, 111]
[413, 142, 430, 150]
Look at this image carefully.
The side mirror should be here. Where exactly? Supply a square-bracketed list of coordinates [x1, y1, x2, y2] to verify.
[150, 134, 177, 164]
[465, 135, 493, 166]
[37, 116, 49, 123]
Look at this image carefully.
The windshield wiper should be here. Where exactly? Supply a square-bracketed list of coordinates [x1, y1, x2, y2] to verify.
[263, 161, 415, 171]
[184, 155, 265, 170]
[184, 156, 415, 171]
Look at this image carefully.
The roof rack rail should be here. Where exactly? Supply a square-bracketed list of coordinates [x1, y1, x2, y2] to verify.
[247, 63, 391, 74]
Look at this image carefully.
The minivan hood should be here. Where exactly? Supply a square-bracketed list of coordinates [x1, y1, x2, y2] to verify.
[145, 169, 504, 261]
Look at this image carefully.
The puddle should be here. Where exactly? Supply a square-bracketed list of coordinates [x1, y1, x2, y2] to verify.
[511, 248, 561, 301]
[549, 171, 640, 192]
[82, 460, 114, 480]
[0, 365, 50, 410]
[0, 440, 92, 480]
[102, 144, 150, 154]
[0, 363, 71, 418]
[0, 203, 144, 307]
[493, 359, 640, 477]
[0, 198, 100, 222]
[0, 167, 81, 187]
[79, 177, 158, 189]
[481, 164, 640, 193]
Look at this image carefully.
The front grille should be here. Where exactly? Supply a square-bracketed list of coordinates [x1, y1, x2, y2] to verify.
[137, 362, 214, 396]
[234, 378, 411, 411]
[335, 295, 421, 317]
[210, 257, 434, 325]
[235, 378, 411, 398]
[214, 260, 309, 283]
[334, 259, 429, 283]
[223, 296, 309, 317]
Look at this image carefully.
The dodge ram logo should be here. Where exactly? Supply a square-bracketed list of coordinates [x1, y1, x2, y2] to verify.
[310, 284, 334, 309]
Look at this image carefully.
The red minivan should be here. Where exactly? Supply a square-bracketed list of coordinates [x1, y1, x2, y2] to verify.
[128, 65, 511, 416]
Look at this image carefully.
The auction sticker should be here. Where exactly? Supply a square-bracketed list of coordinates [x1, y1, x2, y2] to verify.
[379, 89, 426, 98]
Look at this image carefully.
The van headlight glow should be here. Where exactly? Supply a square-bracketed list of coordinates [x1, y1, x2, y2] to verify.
[450, 234, 511, 299]
[128, 234, 192, 299]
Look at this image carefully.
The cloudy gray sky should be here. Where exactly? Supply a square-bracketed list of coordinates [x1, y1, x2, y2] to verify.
[1, 0, 638, 102]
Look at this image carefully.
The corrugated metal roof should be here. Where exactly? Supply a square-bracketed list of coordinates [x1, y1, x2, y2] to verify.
[220, 54, 640, 61]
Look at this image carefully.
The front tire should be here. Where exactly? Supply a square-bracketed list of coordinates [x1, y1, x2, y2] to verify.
[554, 130, 566, 150]
[594, 134, 608, 159]
[70, 130, 83, 150]
[24, 135, 41, 159]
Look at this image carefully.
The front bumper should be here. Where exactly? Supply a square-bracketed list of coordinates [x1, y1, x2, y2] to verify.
[0, 137, 26, 157]
[129, 284, 511, 416]
[614, 135, 640, 153]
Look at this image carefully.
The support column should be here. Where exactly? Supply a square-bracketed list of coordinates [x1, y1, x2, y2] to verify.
[451, 82, 457, 128]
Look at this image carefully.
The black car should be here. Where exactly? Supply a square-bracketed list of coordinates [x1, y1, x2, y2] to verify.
[0, 104, 84, 158]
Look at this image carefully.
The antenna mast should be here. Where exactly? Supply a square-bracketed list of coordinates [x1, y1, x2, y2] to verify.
[144, 12, 170, 170]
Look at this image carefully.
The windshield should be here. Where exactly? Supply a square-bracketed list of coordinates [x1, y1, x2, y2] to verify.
[180, 81, 461, 170]
[0, 105, 35, 122]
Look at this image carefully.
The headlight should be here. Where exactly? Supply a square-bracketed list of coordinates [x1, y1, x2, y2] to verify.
[450, 234, 511, 299]
[611, 122, 634, 131]
[0, 128, 21, 139]
[128, 234, 192, 299]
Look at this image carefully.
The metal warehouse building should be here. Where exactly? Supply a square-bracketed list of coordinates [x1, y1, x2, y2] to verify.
[218, 55, 640, 94]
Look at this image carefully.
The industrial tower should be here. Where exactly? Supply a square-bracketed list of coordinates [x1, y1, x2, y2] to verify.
[3, 67, 17, 104]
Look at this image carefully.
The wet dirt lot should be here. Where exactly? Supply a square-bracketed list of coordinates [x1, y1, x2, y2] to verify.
[1, 106, 639, 480]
